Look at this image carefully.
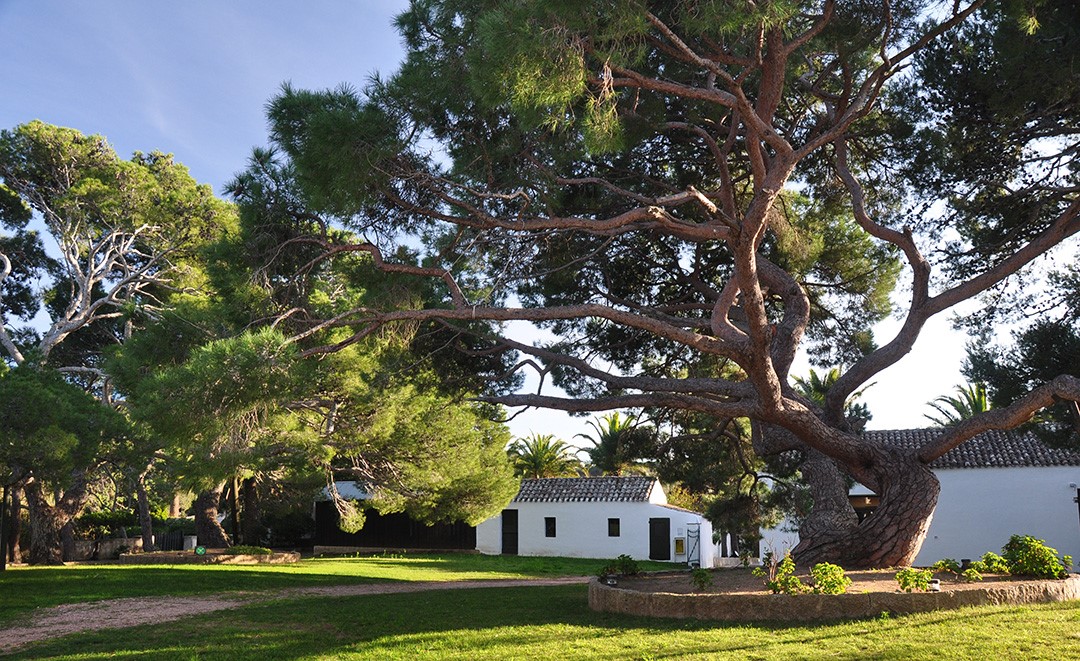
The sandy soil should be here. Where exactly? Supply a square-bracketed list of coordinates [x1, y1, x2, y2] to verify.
[0, 576, 588, 653]
[615, 567, 1019, 595]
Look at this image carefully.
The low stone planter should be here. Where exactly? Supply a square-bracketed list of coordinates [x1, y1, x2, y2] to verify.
[589, 572, 1080, 622]
[117, 550, 301, 565]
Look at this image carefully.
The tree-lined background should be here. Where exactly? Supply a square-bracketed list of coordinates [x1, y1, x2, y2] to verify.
[1, 0, 1077, 567]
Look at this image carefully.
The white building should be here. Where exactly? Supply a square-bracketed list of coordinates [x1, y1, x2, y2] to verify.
[476, 476, 715, 567]
[761, 429, 1080, 569]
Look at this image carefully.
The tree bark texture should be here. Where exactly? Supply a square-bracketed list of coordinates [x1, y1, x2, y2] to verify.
[193, 485, 231, 548]
[240, 477, 263, 547]
[60, 521, 75, 562]
[169, 492, 184, 518]
[7, 485, 22, 563]
[227, 477, 241, 544]
[23, 477, 90, 565]
[135, 467, 155, 552]
[794, 446, 940, 568]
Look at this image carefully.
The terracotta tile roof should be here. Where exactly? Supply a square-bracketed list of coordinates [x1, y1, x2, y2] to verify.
[513, 476, 658, 502]
[863, 428, 1080, 469]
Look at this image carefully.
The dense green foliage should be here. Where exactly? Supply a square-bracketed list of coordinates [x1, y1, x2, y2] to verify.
[1001, 534, 1073, 580]
[923, 383, 991, 427]
[808, 562, 852, 595]
[576, 412, 654, 476]
[507, 433, 583, 478]
[0, 121, 235, 561]
[895, 567, 934, 593]
[0, 365, 129, 484]
[224, 0, 1080, 566]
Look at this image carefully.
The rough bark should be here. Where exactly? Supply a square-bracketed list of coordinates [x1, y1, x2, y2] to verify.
[794, 447, 940, 568]
[227, 477, 241, 544]
[60, 521, 76, 562]
[169, 492, 184, 518]
[135, 466, 156, 552]
[24, 477, 91, 565]
[193, 485, 230, 548]
[240, 477, 263, 547]
[7, 485, 22, 563]
[791, 449, 860, 555]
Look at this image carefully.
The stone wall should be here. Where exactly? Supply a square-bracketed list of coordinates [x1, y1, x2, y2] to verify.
[589, 575, 1080, 622]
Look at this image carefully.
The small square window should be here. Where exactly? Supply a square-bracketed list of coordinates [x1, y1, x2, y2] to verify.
[608, 518, 620, 537]
[545, 517, 556, 537]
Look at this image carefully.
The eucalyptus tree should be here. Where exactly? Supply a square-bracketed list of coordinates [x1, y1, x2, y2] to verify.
[0, 121, 232, 562]
[236, 0, 1079, 567]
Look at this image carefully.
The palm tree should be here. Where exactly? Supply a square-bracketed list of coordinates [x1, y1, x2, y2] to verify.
[575, 412, 655, 476]
[507, 433, 583, 478]
[792, 368, 873, 427]
[924, 383, 990, 427]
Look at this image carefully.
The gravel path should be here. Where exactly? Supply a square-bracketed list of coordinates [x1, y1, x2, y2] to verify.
[0, 576, 589, 653]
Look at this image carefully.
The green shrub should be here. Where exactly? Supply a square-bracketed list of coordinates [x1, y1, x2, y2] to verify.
[689, 567, 713, 592]
[930, 558, 961, 574]
[222, 545, 273, 555]
[599, 554, 640, 577]
[1001, 535, 1072, 579]
[752, 551, 806, 595]
[961, 568, 983, 582]
[809, 563, 851, 594]
[895, 567, 933, 592]
[979, 552, 1010, 574]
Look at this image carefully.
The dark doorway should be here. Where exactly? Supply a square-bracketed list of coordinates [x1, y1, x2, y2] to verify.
[501, 509, 518, 555]
[649, 517, 671, 561]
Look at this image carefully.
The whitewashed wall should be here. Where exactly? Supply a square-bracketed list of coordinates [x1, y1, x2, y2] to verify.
[755, 466, 1080, 569]
[916, 465, 1080, 569]
[476, 501, 714, 566]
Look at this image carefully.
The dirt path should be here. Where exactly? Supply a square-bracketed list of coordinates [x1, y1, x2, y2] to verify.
[0, 576, 589, 654]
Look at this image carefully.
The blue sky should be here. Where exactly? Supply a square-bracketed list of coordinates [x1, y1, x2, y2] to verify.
[0, 0, 968, 436]
[0, 0, 407, 193]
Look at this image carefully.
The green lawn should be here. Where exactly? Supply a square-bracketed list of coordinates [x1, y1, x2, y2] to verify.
[4, 584, 1080, 660]
[2, 556, 1078, 660]
[0, 553, 666, 623]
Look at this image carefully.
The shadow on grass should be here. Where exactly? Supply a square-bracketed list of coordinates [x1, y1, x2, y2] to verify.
[0, 553, 656, 624]
[7, 585, 1079, 660]
[0, 565, 389, 623]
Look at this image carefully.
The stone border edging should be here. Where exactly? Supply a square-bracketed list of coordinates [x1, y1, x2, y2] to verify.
[117, 551, 301, 565]
[588, 573, 1080, 622]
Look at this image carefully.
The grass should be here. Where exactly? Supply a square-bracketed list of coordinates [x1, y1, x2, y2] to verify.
[0, 553, 671, 624]
[4, 583, 1079, 660]
[2, 556, 1078, 659]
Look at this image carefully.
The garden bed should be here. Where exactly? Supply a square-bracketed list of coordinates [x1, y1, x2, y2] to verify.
[589, 568, 1080, 622]
[117, 550, 300, 565]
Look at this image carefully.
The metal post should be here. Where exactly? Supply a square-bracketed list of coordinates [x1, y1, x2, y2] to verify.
[0, 483, 8, 571]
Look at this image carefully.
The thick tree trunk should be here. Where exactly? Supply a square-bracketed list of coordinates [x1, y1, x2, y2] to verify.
[135, 466, 156, 552]
[240, 477, 263, 547]
[24, 477, 91, 565]
[60, 521, 76, 562]
[227, 477, 241, 544]
[193, 485, 230, 548]
[793, 447, 940, 568]
[7, 485, 22, 563]
[169, 492, 184, 518]
[790, 449, 860, 554]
